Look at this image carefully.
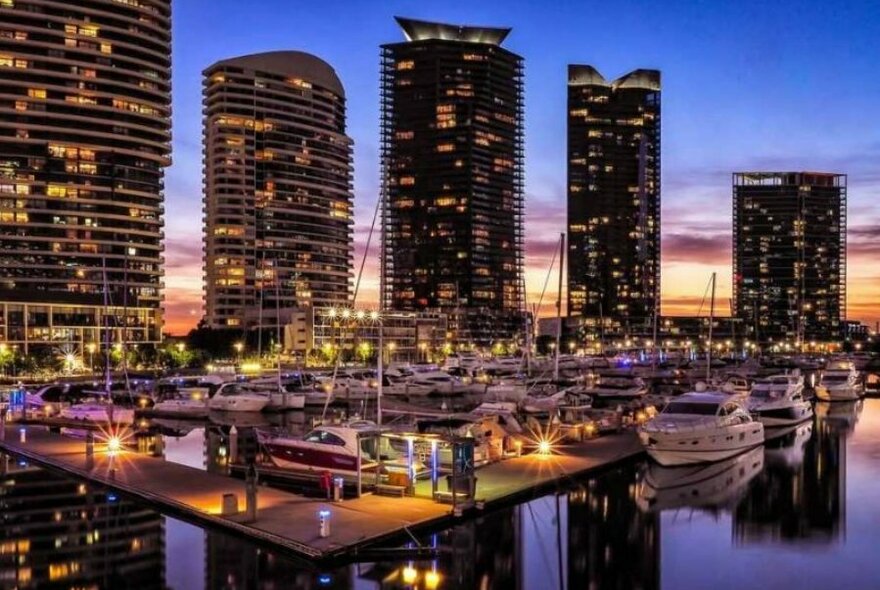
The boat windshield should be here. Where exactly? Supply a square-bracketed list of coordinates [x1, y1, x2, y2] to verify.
[303, 430, 346, 446]
[823, 375, 849, 383]
[663, 402, 719, 415]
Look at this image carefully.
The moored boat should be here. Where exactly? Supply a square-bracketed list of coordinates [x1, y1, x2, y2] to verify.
[638, 392, 764, 466]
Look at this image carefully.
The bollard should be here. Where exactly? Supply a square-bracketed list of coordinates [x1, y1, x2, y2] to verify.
[245, 464, 258, 523]
[318, 509, 331, 538]
[18, 427, 25, 443]
[332, 477, 344, 502]
[0, 409, 5, 441]
[229, 426, 239, 465]
[86, 431, 94, 458]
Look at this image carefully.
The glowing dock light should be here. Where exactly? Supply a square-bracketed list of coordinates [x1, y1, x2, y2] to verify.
[537, 439, 552, 456]
[402, 565, 418, 584]
[106, 436, 121, 454]
[19, 427, 26, 443]
[425, 570, 441, 589]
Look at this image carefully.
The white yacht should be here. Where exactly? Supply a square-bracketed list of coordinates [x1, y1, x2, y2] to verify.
[208, 383, 270, 413]
[718, 375, 751, 399]
[152, 390, 210, 418]
[815, 360, 863, 401]
[639, 392, 764, 466]
[60, 400, 135, 425]
[746, 373, 812, 427]
[584, 372, 647, 400]
[408, 371, 470, 396]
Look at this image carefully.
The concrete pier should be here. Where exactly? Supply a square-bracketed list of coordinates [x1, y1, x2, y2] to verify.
[0, 424, 643, 562]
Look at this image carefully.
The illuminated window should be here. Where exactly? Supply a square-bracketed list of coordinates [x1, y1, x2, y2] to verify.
[395, 130, 414, 140]
[100, 43, 112, 54]
[399, 176, 415, 186]
[396, 60, 414, 70]
[436, 143, 455, 153]
[28, 88, 46, 99]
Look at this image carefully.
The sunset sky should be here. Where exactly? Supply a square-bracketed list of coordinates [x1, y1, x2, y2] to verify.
[162, 0, 880, 335]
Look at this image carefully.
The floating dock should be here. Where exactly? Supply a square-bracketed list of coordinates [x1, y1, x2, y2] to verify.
[0, 423, 643, 563]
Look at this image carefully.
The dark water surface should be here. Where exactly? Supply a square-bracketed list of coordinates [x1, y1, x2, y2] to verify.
[1, 399, 878, 589]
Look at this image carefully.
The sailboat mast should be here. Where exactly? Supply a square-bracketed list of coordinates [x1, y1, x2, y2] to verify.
[554, 233, 564, 381]
[707, 272, 716, 383]
[102, 258, 110, 396]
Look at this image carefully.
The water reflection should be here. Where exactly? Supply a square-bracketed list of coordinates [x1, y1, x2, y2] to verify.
[0, 399, 876, 589]
[0, 458, 164, 589]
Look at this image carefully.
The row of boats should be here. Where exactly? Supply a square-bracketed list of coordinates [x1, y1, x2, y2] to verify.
[638, 360, 863, 467]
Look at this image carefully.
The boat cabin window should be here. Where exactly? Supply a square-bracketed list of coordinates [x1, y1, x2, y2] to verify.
[663, 402, 719, 415]
[304, 430, 346, 446]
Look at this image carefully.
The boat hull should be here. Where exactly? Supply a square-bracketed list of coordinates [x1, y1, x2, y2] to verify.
[262, 442, 367, 477]
[60, 406, 135, 425]
[208, 396, 269, 413]
[815, 384, 862, 402]
[640, 423, 765, 466]
[266, 392, 306, 410]
[751, 402, 813, 427]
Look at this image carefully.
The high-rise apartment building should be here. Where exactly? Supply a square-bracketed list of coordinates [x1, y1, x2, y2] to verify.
[202, 51, 353, 332]
[0, 0, 171, 350]
[567, 66, 660, 331]
[380, 17, 524, 346]
[733, 172, 846, 344]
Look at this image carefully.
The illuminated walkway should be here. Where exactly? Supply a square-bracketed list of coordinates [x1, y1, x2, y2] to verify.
[0, 425, 642, 562]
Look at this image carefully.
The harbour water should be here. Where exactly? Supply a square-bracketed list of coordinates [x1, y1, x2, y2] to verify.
[1, 399, 877, 589]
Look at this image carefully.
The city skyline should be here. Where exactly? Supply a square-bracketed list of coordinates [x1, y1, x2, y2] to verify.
[164, 0, 880, 335]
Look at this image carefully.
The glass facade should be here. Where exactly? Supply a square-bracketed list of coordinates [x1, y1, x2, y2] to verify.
[0, 0, 171, 346]
[566, 66, 661, 331]
[733, 172, 846, 344]
[380, 18, 524, 346]
[202, 52, 354, 330]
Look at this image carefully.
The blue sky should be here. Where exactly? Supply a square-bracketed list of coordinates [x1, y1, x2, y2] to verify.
[164, 0, 880, 332]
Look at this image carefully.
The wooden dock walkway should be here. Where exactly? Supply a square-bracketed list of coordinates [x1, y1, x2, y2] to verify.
[0, 423, 643, 563]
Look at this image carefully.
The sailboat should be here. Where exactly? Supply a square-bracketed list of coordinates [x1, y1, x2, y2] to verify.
[61, 261, 135, 425]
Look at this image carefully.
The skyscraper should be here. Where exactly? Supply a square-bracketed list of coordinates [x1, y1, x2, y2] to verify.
[566, 66, 660, 331]
[733, 172, 846, 345]
[202, 52, 353, 333]
[380, 17, 524, 346]
[0, 0, 171, 351]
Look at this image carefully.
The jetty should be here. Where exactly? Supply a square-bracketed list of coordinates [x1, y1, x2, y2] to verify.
[0, 423, 643, 563]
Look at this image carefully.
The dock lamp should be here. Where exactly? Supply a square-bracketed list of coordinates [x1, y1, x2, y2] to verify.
[107, 436, 122, 455]
[318, 509, 331, 538]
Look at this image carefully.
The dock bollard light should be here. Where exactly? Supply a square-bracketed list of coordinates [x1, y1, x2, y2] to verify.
[318, 509, 331, 538]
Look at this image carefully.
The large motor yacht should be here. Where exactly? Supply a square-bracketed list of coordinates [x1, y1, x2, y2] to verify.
[746, 373, 812, 427]
[815, 360, 863, 401]
[639, 392, 764, 466]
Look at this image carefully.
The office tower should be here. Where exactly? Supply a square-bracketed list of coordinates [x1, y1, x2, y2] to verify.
[203, 51, 353, 332]
[380, 17, 524, 346]
[567, 66, 660, 331]
[733, 172, 846, 344]
[0, 0, 171, 351]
